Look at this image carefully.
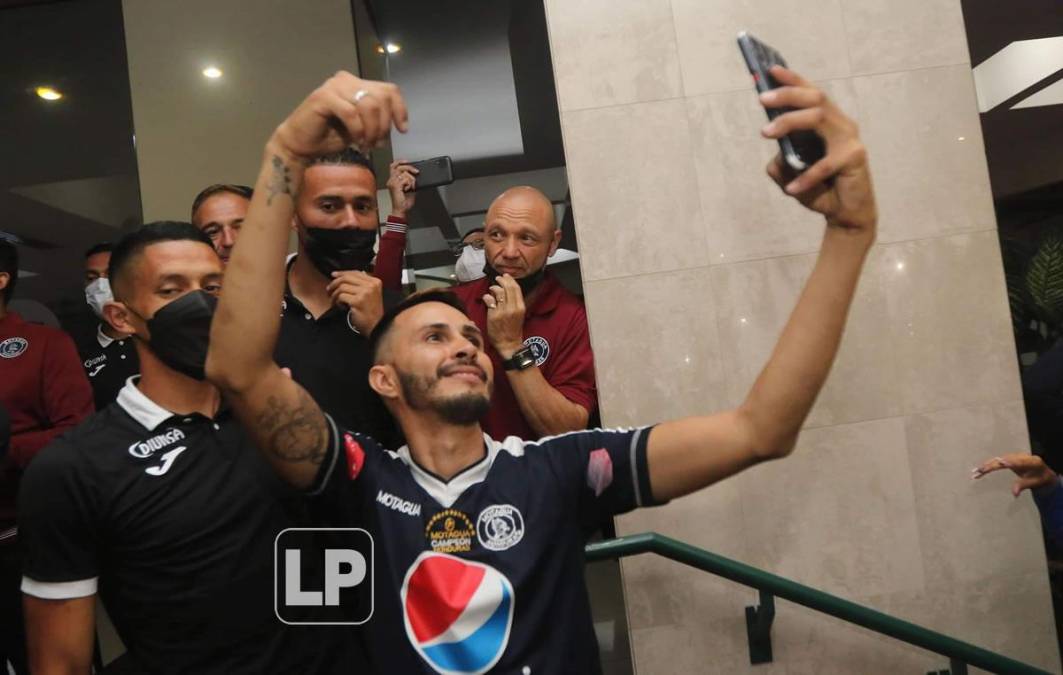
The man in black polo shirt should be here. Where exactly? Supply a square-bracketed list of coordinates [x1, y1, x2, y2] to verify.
[77, 242, 140, 410]
[277, 147, 398, 446]
[18, 223, 357, 674]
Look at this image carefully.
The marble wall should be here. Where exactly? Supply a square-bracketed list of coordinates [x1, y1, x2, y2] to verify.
[543, 0, 1060, 672]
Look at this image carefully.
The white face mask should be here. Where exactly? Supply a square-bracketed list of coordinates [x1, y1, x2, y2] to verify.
[454, 246, 486, 283]
[85, 277, 113, 319]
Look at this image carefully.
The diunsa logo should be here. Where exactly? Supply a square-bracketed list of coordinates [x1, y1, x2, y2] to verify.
[128, 428, 186, 459]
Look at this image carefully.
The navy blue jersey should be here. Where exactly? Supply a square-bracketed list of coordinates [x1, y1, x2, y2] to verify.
[311, 415, 663, 674]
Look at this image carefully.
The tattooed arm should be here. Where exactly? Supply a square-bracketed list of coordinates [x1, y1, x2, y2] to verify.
[206, 72, 408, 488]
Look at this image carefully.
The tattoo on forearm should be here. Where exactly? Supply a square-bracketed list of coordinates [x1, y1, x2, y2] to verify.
[255, 389, 327, 465]
[266, 155, 293, 205]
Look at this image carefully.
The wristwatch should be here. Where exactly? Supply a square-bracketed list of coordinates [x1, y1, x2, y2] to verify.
[502, 345, 537, 371]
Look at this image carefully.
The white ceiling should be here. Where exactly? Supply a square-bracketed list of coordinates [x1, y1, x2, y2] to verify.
[121, 0, 360, 222]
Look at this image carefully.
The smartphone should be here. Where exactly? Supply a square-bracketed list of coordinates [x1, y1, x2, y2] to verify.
[407, 156, 454, 191]
[736, 32, 825, 172]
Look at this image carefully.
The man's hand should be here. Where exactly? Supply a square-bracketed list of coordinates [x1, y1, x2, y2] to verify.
[973, 453, 1058, 497]
[482, 274, 526, 359]
[387, 160, 419, 217]
[760, 66, 876, 234]
[269, 71, 408, 164]
[328, 270, 384, 334]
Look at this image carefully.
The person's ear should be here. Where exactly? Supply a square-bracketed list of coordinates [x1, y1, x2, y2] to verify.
[103, 301, 141, 338]
[369, 364, 400, 401]
[547, 228, 562, 258]
[0, 271, 9, 295]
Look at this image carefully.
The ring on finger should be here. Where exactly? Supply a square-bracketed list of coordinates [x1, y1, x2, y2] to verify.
[353, 89, 371, 103]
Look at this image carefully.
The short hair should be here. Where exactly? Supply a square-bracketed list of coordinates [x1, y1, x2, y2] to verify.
[108, 222, 214, 301]
[310, 147, 375, 176]
[190, 184, 254, 220]
[0, 239, 18, 304]
[84, 242, 113, 259]
[368, 289, 469, 364]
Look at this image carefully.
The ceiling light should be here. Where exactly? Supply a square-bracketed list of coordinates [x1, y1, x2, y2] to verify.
[385, 43, 402, 54]
[957, 136, 966, 141]
[202, 66, 223, 79]
[35, 86, 62, 101]
[375, 45, 386, 54]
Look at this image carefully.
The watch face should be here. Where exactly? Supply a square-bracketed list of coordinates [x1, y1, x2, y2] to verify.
[507, 346, 537, 370]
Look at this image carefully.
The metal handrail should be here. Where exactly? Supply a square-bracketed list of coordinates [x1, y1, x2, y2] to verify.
[585, 532, 1051, 675]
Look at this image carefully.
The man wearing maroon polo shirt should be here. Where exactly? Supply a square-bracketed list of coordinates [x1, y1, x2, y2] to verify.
[0, 239, 92, 674]
[451, 186, 596, 440]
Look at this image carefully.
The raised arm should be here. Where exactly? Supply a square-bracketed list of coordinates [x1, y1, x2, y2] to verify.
[648, 66, 877, 502]
[206, 72, 408, 488]
[374, 159, 417, 292]
[24, 595, 96, 675]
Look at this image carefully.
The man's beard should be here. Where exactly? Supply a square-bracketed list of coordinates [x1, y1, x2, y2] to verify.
[398, 365, 491, 426]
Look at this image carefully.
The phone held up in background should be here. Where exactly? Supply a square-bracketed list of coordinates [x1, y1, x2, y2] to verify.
[408, 156, 454, 191]
[737, 32, 826, 173]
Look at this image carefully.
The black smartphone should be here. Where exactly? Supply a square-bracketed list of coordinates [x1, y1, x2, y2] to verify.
[737, 32, 825, 173]
[407, 156, 454, 191]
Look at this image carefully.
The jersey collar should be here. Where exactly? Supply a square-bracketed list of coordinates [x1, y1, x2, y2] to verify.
[116, 376, 176, 431]
[96, 323, 114, 348]
[0, 310, 25, 332]
[283, 253, 349, 323]
[526, 271, 562, 317]
[391, 434, 526, 508]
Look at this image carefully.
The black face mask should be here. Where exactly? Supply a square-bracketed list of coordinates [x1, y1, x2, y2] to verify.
[302, 227, 377, 276]
[139, 290, 217, 380]
[484, 262, 547, 296]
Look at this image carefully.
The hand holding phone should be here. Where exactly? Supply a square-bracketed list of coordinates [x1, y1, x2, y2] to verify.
[733, 36, 876, 232]
[737, 32, 826, 173]
[387, 156, 455, 217]
[407, 156, 454, 191]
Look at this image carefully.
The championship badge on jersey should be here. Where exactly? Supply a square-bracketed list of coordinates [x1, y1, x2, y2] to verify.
[402, 552, 514, 674]
[424, 509, 475, 554]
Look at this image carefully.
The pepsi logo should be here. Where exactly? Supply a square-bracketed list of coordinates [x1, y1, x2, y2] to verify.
[402, 552, 514, 674]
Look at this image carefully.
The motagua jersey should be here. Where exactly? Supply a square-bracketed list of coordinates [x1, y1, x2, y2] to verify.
[311, 416, 663, 675]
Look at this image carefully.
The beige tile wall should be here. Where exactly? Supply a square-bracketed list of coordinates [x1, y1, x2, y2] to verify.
[544, 0, 1060, 672]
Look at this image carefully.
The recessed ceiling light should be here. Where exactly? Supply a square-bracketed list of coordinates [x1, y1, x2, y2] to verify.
[202, 66, 223, 79]
[35, 86, 62, 101]
[957, 136, 966, 141]
[385, 43, 402, 54]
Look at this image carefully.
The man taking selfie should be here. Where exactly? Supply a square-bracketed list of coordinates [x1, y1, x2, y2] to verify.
[208, 64, 877, 674]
